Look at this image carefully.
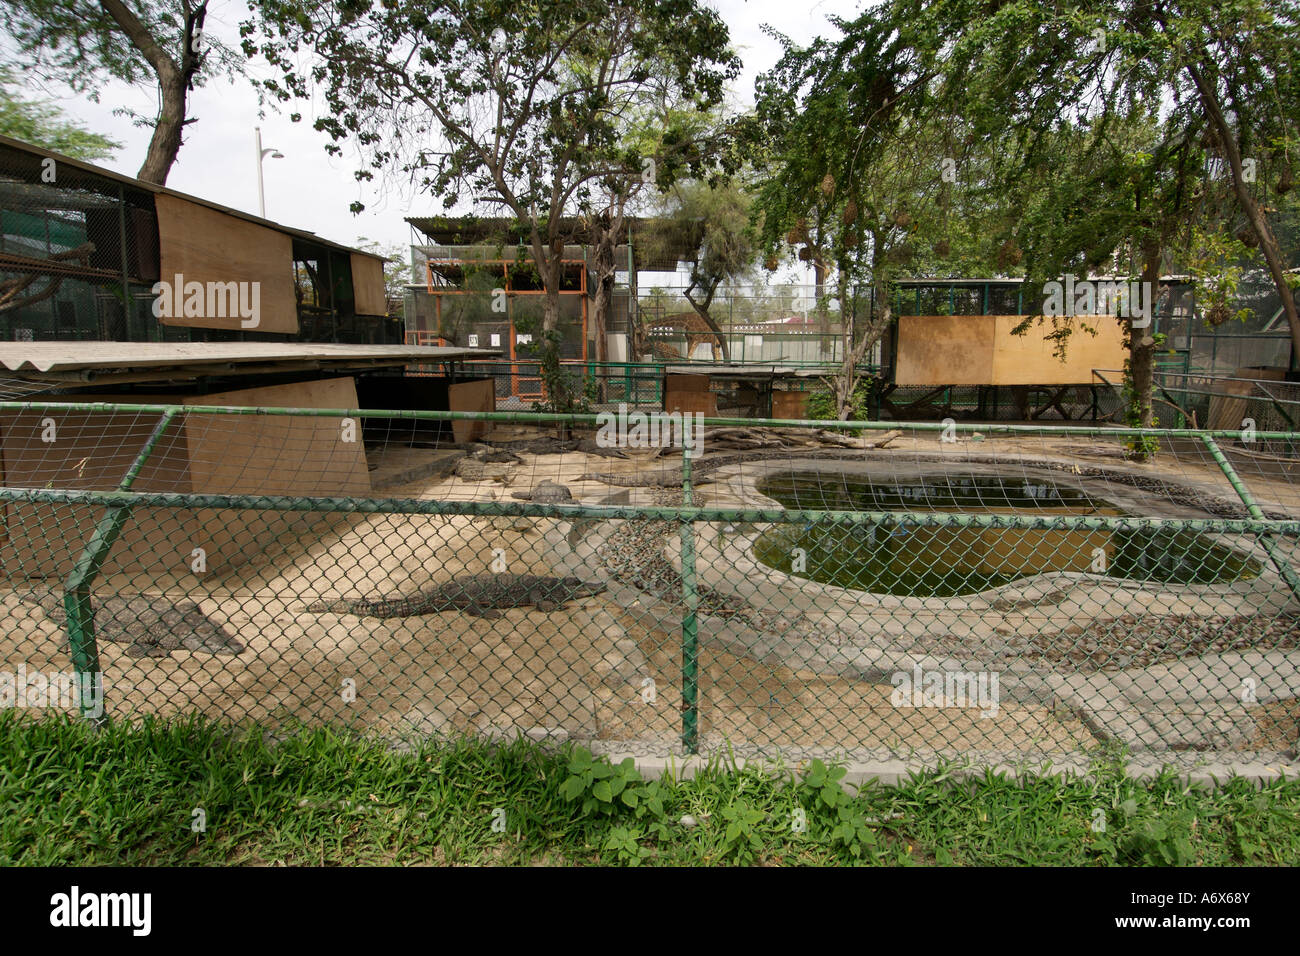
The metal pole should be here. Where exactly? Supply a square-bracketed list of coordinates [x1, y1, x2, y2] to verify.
[63, 407, 179, 721]
[680, 452, 699, 753]
[1201, 434, 1300, 603]
[4, 399, 1300, 442]
[117, 185, 132, 340]
[255, 127, 266, 219]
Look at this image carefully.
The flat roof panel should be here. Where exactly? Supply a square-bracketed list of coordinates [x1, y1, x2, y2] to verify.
[0, 342, 499, 374]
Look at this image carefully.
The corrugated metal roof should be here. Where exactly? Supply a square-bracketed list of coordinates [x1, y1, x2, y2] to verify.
[0, 342, 498, 374]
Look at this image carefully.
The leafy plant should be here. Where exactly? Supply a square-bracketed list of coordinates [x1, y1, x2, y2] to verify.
[560, 747, 644, 817]
[806, 379, 872, 422]
[603, 825, 652, 866]
[718, 798, 767, 863]
[799, 759, 885, 861]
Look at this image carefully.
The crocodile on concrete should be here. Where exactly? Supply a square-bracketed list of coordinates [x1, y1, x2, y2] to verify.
[578, 448, 883, 487]
[306, 574, 607, 619]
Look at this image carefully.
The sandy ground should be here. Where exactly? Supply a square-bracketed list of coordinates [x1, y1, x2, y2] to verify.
[1, 428, 1295, 760]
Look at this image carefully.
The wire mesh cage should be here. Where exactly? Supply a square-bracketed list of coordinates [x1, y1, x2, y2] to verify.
[1, 401, 1297, 771]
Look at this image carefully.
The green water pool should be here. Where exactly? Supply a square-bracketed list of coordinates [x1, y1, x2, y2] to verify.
[753, 473, 1261, 597]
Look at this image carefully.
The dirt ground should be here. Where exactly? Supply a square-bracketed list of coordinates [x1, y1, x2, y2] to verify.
[1, 428, 1296, 760]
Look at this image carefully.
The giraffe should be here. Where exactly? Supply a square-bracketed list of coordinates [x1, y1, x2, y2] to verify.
[645, 312, 725, 361]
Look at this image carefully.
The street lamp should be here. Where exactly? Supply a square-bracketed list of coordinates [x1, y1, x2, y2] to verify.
[254, 126, 284, 219]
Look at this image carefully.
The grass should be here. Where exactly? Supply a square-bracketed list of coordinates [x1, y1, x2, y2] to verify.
[2, 712, 1298, 866]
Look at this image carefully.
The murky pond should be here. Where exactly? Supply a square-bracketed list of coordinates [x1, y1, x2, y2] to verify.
[753, 473, 1260, 597]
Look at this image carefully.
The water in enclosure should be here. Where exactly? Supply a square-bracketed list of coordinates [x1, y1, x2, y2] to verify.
[754, 472, 1261, 596]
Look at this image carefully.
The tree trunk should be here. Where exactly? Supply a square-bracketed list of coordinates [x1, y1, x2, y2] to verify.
[1125, 242, 1161, 459]
[137, 77, 187, 185]
[590, 214, 618, 402]
[1187, 63, 1300, 363]
[683, 285, 731, 362]
[815, 258, 832, 355]
[834, 272, 857, 419]
[100, 0, 206, 186]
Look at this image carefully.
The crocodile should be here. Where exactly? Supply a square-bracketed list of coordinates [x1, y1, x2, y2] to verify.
[306, 574, 606, 619]
[578, 448, 884, 488]
[484, 437, 628, 459]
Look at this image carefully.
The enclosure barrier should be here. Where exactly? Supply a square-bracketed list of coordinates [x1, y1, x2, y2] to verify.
[0, 401, 1297, 765]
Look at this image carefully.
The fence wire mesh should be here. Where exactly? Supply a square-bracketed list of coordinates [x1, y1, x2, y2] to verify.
[1, 401, 1298, 770]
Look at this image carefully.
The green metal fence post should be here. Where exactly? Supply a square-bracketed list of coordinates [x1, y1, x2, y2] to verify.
[680, 452, 700, 753]
[1202, 434, 1300, 604]
[64, 407, 179, 722]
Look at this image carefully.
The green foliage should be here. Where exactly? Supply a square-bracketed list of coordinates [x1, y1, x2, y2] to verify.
[717, 798, 767, 863]
[4, 715, 1300, 866]
[1090, 796, 1197, 866]
[602, 825, 651, 866]
[560, 747, 646, 817]
[0, 0, 243, 181]
[521, 329, 588, 416]
[0, 69, 119, 160]
[246, 0, 739, 345]
[806, 379, 872, 422]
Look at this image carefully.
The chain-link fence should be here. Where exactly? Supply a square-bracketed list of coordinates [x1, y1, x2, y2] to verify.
[1, 401, 1298, 769]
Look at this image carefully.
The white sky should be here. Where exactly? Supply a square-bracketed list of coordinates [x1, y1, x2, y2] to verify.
[30, 0, 869, 257]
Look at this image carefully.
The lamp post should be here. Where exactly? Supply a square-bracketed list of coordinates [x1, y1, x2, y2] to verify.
[254, 126, 284, 219]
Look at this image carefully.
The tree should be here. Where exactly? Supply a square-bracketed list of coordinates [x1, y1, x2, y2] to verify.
[0, 67, 119, 159]
[869, 0, 1300, 422]
[776, 0, 1299, 444]
[0, 0, 243, 183]
[752, 13, 986, 418]
[643, 178, 756, 362]
[246, 0, 738, 411]
[580, 87, 735, 388]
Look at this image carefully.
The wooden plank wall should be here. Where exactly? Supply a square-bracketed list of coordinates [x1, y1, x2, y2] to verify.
[894, 315, 1127, 386]
[351, 252, 389, 316]
[155, 194, 298, 334]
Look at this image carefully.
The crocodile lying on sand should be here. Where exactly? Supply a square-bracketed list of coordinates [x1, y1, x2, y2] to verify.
[578, 448, 885, 487]
[306, 574, 607, 619]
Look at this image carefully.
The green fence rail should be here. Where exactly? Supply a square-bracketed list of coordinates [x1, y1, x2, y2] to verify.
[0, 401, 1297, 765]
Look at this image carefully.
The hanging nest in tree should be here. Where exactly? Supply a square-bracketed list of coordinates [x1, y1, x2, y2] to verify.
[1236, 225, 1259, 248]
[842, 199, 858, 225]
[933, 239, 951, 257]
[1205, 303, 1233, 327]
[887, 242, 914, 264]
[892, 209, 912, 229]
[996, 239, 1023, 269]
[1277, 163, 1293, 196]
[798, 245, 813, 261]
[820, 172, 836, 196]
[844, 231, 859, 250]
[763, 254, 780, 272]
[785, 225, 801, 246]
